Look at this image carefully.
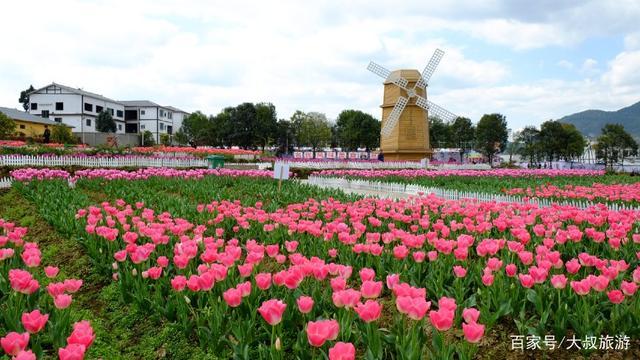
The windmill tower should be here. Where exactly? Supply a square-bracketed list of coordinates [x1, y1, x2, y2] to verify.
[368, 49, 458, 161]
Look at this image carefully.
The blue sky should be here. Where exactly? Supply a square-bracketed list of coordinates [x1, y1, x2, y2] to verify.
[0, 0, 639, 131]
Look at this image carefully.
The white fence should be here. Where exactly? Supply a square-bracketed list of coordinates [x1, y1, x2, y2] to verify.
[0, 155, 208, 168]
[0, 177, 11, 189]
[307, 176, 639, 211]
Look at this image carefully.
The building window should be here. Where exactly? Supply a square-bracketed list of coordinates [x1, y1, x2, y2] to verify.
[118, 124, 122, 131]
[20, 124, 26, 129]
[56, 102, 64, 111]
[31, 103, 38, 110]
[84, 103, 93, 112]
[116, 110, 123, 118]
[86, 119, 92, 127]
[168, 112, 173, 119]
[160, 123, 165, 130]
[96, 105, 103, 113]
[141, 110, 146, 115]
[54, 117, 62, 123]
[41, 110, 50, 118]
[141, 125, 145, 130]
[108, 108, 114, 116]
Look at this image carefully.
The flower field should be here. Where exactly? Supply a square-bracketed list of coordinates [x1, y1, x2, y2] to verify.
[1, 171, 639, 358]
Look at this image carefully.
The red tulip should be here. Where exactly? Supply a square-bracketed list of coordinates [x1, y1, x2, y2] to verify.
[67, 320, 95, 348]
[607, 290, 625, 304]
[429, 309, 454, 331]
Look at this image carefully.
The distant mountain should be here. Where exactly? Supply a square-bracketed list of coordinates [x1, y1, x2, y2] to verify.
[559, 101, 640, 139]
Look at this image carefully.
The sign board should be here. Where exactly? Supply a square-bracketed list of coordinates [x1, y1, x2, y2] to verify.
[315, 152, 325, 159]
[293, 152, 303, 159]
[420, 158, 429, 167]
[338, 152, 347, 159]
[304, 152, 314, 159]
[326, 151, 336, 159]
[273, 162, 290, 180]
[348, 152, 358, 159]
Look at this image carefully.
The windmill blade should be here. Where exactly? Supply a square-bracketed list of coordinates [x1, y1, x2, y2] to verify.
[367, 61, 391, 80]
[368, 61, 409, 89]
[381, 96, 408, 137]
[414, 48, 445, 90]
[415, 96, 458, 122]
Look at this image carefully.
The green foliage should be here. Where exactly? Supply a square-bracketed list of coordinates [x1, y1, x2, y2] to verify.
[0, 111, 17, 139]
[475, 113, 508, 164]
[160, 133, 171, 146]
[141, 131, 155, 146]
[296, 111, 332, 152]
[19, 85, 35, 111]
[179, 111, 212, 147]
[254, 102, 278, 150]
[335, 109, 380, 150]
[429, 117, 451, 148]
[595, 123, 639, 168]
[96, 111, 117, 133]
[51, 124, 76, 144]
[516, 126, 542, 164]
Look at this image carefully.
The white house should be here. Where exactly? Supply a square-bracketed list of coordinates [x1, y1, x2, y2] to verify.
[27, 83, 189, 145]
[28, 83, 126, 136]
[120, 101, 189, 143]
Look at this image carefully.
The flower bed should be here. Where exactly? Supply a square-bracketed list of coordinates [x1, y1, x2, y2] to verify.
[131, 146, 261, 156]
[505, 183, 640, 204]
[0, 219, 95, 359]
[313, 168, 605, 178]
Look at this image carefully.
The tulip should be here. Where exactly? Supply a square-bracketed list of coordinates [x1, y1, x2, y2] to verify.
[13, 350, 36, 360]
[607, 290, 624, 304]
[255, 273, 272, 290]
[258, 299, 287, 326]
[306, 319, 339, 347]
[453, 266, 467, 278]
[518, 274, 534, 288]
[297, 296, 314, 314]
[171, 276, 187, 291]
[462, 322, 485, 343]
[45, 266, 60, 278]
[21, 310, 49, 334]
[550, 274, 567, 289]
[67, 321, 95, 348]
[621, 280, 638, 296]
[355, 300, 382, 323]
[429, 309, 454, 331]
[58, 343, 86, 360]
[462, 308, 480, 324]
[54, 294, 73, 309]
[0, 332, 29, 356]
[223, 288, 243, 307]
[396, 296, 430, 320]
[328, 342, 356, 360]
[360, 281, 383, 299]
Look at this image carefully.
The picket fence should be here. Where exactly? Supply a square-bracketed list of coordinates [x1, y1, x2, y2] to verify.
[307, 176, 640, 211]
[0, 177, 11, 189]
[0, 155, 208, 169]
[279, 161, 424, 170]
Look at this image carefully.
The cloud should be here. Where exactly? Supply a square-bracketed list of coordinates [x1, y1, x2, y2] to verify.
[556, 60, 574, 70]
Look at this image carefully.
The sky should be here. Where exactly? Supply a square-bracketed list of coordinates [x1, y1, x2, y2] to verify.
[1, 0, 639, 130]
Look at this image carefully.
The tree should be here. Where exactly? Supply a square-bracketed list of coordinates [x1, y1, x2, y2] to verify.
[335, 110, 380, 151]
[290, 110, 307, 148]
[180, 111, 212, 147]
[19, 85, 35, 111]
[560, 123, 587, 162]
[429, 117, 451, 149]
[228, 103, 257, 149]
[96, 111, 116, 133]
[254, 102, 278, 150]
[516, 126, 542, 165]
[50, 124, 75, 144]
[449, 117, 475, 161]
[297, 112, 331, 154]
[141, 131, 155, 146]
[0, 112, 17, 139]
[275, 119, 295, 156]
[173, 129, 189, 146]
[595, 124, 638, 169]
[475, 113, 508, 165]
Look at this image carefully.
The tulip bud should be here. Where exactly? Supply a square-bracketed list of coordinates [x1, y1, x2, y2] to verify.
[112, 262, 118, 270]
[275, 337, 281, 350]
[184, 296, 191, 304]
[132, 269, 137, 276]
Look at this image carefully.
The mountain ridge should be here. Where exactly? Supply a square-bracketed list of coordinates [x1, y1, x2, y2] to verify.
[559, 101, 640, 139]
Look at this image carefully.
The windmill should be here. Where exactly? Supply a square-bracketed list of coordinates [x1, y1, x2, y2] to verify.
[368, 49, 458, 160]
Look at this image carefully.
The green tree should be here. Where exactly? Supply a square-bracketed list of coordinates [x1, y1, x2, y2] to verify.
[539, 120, 566, 163]
[275, 119, 295, 155]
[228, 103, 257, 149]
[290, 110, 307, 148]
[173, 129, 189, 145]
[298, 112, 331, 154]
[255, 102, 278, 150]
[0, 112, 17, 139]
[141, 130, 155, 146]
[560, 123, 587, 162]
[516, 126, 542, 165]
[19, 85, 35, 111]
[180, 111, 212, 147]
[50, 124, 75, 144]
[335, 109, 380, 151]
[475, 113, 508, 165]
[449, 117, 475, 161]
[96, 111, 116, 133]
[595, 123, 638, 169]
[429, 117, 451, 149]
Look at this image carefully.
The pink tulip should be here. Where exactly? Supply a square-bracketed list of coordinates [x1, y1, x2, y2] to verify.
[58, 343, 86, 360]
[306, 319, 340, 347]
[386, 274, 400, 290]
[0, 332, 29, 356]
[54, 294, 73, 309]
[438, 297, 457, 312]
[505, 263, 517, 277]
[223, 288, 243, 307]
[462, 308, 480, 324]
[570, 280, 590, 296]
[360, 281, 383, 299]
[355, 300, 382, 322]
[332, 289, 361, 309]
[13, 350, 36, 360]
[328, 342, 355, 360]
[621, 280, 638, 296]
[453, 266, 467, 278]
[21, 310, 49, 334]
[255, 273, 272, 290]
[258, 299, 287, 326]
[45, 266, 60, 278]
[607, 290, 625, 304]
[359, 268, 376, 282]
[550, 274, 567, 289]
[297, 296, 314, 314]
[462, 321, 485, 343]
[429, 309, 454, 331]
[67, 321, 95, 348]
[518, 274, 534, 288]
[63, 279, 83, 293]
[396, 296, 430, 320]
[171, 276, 187, 291]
